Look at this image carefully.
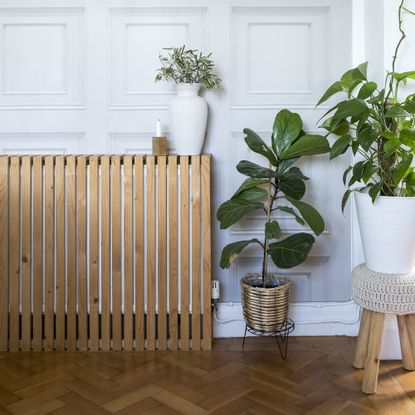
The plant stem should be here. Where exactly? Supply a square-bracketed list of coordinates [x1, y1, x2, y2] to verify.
[261, 177, 273, 287]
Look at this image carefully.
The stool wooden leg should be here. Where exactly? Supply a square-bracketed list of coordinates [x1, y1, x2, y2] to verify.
[362, 311, 385, 394]
[397, 315, 415, 371]
[404, 314, 415, 370]
[353, 309, 371, 369]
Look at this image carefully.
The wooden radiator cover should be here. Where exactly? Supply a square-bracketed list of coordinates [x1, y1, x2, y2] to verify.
[0, 155, 212, 351]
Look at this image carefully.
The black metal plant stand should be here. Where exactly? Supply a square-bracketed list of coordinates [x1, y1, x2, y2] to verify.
[241, 318, 295, 359]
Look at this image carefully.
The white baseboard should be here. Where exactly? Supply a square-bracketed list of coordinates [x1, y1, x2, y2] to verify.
[213, 301, 401, 359]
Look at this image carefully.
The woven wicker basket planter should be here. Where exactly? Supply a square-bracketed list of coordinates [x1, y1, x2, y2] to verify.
[240, 274, 291, 332]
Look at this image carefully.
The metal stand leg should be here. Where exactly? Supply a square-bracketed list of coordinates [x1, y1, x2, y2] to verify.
[242, 325, 248, 349]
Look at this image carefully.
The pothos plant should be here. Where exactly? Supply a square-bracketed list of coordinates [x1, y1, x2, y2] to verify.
[217, 110, 330, 287]
[318, 0, 415, 210]
[155, 45, 221, 90]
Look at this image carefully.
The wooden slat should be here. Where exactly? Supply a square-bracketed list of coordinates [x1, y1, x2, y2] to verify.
[158, 156, 167, 350]
[168, 156, 178, 351]
[66, 156, 76, 351]
[201, 155, 212, 350]
[180, 156, 190, 351]
[123, 156, 133, 351]
[146, 156, 156, 350]
[101, 156, 111, 351]
[111, 156, 122, 350]
[44, 156, 54, 351]
[21, 157, 31, 351]
[77, 156, 88, 351]
[0, 156, 8, 351]
[134, 156, 145, 351]
[55, 157, 65, 351]
[32, 157, 43, 351]
[9, 157, 20, 351]
[89, 156, 99, 351]
[398, 315, 415, 371]
[191, 156, 201, 351]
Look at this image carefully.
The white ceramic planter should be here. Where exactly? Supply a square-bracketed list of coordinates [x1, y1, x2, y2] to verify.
[169, 83, 208, 155]
[355, 191, 415, 274]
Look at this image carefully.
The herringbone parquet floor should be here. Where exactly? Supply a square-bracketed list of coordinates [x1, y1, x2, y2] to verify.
[0, 337, 414, 415]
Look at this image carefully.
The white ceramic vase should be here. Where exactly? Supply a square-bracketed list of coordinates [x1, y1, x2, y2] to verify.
[355, 191, 415, 274]
[169, 83, 208, 155]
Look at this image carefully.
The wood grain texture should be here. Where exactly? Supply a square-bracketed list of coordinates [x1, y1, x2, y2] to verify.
[66, 156, 76, 351]
[21, 157, 31, 351]
[0, 156, 8, 351]
[0, 337, 412, 415]
[353, 309, 371, 369]
[123, 156, 134, 351]
[89, 156, 99, 351]
[168, 156, 178, 350]
[101, 156, 111, 351]
[134, 156, 145, 351]
[9, 157, 20, 352]
[398, 315, 415, 371]
[44, 156, 55, 351]
[77, 156, 88, 351]
[180, 156, 190, 351]
[191, 156, 201, 351]
[201, 155, 212, 350]
[55, 156, 65, 351]
[146, 156, 156, 351]
[158, 156, 167, 351]
[111, 156, 122, 350]
[363, 312, 385, 394]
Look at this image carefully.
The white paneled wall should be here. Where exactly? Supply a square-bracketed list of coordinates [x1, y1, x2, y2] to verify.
[0, 0, 353, 305]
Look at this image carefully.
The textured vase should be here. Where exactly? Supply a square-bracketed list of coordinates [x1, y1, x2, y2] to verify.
[355, 191, 415, 274]
[169, 83, 208, 155]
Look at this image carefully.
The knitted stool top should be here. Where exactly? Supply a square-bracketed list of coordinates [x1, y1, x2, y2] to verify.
[352, 264, 415, 315]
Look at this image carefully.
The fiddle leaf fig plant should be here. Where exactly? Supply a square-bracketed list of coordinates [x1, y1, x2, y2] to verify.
[318, 0, 415, 209]
[217, 109, 330, 287]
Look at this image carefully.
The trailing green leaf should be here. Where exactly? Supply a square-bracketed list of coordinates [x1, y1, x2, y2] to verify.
[393, 154, 413, 185]
[357, 82, 377, 99]
[341, 189, 352, 213]
[330, 134, 353, 159]
[369, 182, 383, 203]
[317, 81, 343, 106]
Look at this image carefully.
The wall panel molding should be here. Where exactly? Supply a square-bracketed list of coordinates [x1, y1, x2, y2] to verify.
[0, 7, 85, 109]
[0, 131, 85, 154]
[109, 6, 206, 110]
[231, 6, 329, 109]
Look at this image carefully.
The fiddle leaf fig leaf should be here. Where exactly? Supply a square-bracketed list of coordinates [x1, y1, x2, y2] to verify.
[220, 239, 261, 269]
[272, 109, 303, 155]
[236, 160, 276, 178]
[275, 206, 305, 225]
[237, 186, 268, 201]
[269, 233, 315, 269]
[217, 199, 263, 229]
[284, 166, 309, 181]
[265, 221, 281, 239]
[280, 135, 330, 160]
[279, 175, 306, 200]
[243, 128, 278, 166]
[285, 196, 325, 236]
[232, 178, 268, 199]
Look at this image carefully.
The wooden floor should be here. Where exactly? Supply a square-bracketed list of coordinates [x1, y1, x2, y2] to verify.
[0, 337, 415, 415]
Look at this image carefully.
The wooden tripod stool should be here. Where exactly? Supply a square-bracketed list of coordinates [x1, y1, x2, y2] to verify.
[352, 264, 415, 394]
[353, 310, 415, 394]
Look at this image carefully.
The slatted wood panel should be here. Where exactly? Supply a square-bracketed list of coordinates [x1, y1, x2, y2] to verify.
[0, 155, 212, 351]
